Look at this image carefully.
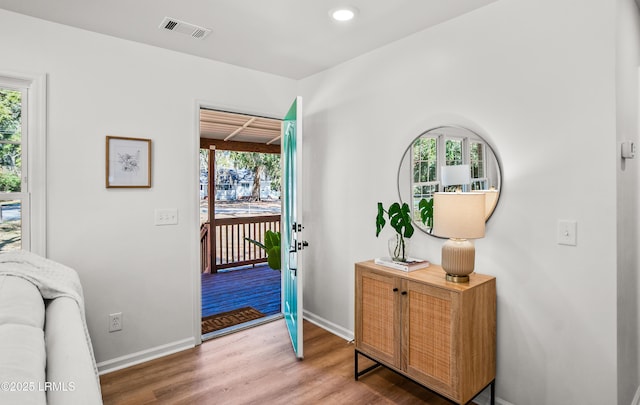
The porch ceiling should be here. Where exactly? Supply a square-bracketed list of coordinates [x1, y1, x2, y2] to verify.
[200, 109, 281, 146]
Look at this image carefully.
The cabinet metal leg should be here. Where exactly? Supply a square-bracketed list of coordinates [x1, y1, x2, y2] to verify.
[354, 349, 358, 381]
[491, 379, 495, 405]
[354, 349, 382, 380]
[463, 379, 496, 405]
[356, 349, 495, 405]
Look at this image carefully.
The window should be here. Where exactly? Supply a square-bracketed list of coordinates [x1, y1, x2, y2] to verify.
[0, 74, 46, 254]
[0, 85, 27, 251]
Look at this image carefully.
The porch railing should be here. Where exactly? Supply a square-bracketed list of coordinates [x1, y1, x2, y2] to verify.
[200, 215, 281, 273]
[200, 222, 211, 274]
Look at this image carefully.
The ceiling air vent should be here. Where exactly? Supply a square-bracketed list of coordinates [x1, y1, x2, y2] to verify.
[159, 17, 211, 40]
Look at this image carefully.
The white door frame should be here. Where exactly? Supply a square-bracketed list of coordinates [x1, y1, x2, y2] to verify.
[192, 100, 285, 345]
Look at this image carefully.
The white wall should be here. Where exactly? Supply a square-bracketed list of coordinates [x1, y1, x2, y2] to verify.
[617, 0, 640, 403]
[0, 9, 296, 366]
[300, 0, 619, 403]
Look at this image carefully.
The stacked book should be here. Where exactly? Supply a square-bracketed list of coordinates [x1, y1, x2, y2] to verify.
[374, 257, 430, 272]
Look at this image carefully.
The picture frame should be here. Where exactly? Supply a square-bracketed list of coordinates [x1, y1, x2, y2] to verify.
[105, 136, 152, 188]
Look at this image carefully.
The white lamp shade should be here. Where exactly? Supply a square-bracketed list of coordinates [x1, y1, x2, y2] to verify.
[432, 192, 486, 239]
[441, 164, 471, 186]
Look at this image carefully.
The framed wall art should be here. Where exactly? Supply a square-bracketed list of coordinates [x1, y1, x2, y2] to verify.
[105, 136, 152, 188]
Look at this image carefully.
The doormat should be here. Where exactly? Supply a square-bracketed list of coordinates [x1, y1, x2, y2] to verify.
[201, 307, 266, 335]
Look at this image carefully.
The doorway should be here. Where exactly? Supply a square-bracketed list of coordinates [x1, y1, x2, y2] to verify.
[198, 108, 283, 339]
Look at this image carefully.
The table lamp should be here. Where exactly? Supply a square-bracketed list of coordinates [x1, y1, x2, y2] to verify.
[432, 192, 486, 283]
[441, 164, 470, 188]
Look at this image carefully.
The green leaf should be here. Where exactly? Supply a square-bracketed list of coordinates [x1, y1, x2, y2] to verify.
[378, 201, 414, 240]
[244, 237, 266, 250]
[404, 221, 414, 238]
[418, 198, 434, 228]
[264, 230, 280, 250]
[266, 245, 281, 270]
[375, 202, 386, 237]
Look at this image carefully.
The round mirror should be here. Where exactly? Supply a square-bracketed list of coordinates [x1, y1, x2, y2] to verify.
[397, 125, 502, 237]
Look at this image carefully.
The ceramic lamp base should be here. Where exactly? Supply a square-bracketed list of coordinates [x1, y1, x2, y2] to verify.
[441, 238, 475, 283]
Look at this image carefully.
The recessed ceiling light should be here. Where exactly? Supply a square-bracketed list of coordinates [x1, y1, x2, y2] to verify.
[330, 7, 357, 22]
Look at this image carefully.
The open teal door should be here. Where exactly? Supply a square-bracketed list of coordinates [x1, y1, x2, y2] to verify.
[282, 97, 305, 358]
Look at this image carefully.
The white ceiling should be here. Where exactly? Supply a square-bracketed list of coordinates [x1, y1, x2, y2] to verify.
[0, 0, 499, 79]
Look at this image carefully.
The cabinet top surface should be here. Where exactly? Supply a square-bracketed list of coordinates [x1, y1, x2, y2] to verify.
[356, 260, 495, 291]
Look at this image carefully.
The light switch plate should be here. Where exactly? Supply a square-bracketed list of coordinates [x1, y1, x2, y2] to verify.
[557, 220, 577, 246]
[154, 208, 178, 225]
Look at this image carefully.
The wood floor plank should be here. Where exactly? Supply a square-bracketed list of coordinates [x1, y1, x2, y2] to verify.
[100, 320, 462, 404]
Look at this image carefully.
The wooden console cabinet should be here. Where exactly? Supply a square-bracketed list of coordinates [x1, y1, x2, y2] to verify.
[354, 260, 496, 405]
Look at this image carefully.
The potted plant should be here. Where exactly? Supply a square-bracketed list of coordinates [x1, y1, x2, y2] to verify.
[245, 230, 281, 270]
[376, 202, 414, 262]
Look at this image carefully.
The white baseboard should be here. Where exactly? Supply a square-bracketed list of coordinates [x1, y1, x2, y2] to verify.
[632, 384, 640, 405]
[303, 310, 354, 342]
[97, 337, 195, 375]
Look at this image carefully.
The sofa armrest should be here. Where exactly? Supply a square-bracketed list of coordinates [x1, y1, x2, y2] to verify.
[45, 297, 102, 405]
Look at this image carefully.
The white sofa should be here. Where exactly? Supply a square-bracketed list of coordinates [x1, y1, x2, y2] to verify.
[0, 251, 102, 405]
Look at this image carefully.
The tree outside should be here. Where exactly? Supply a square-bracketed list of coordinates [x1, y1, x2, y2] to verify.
[228, 151, 280, 201]
[199, 149, 281, 224]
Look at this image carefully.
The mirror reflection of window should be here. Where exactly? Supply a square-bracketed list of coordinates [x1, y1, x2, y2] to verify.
[399, 125, 501, 236]
[411, 136, 438, 223]
[470, 141, 488, 191]
[444, 137, 464, 192]
[412, 134, 488, 198]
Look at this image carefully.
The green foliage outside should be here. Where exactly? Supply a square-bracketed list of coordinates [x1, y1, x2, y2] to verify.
[445, 139, 463, 166]
[0, 174, 20, 192]
[0, 89, 21, 192]
[228, 151, 280, 201]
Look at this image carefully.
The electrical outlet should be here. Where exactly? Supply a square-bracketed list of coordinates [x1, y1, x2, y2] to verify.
[154, 208, 178, 226]
[109, 312, 123, 332]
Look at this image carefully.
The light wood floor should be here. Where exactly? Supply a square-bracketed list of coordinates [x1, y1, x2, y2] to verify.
[100, 319, 459, 404]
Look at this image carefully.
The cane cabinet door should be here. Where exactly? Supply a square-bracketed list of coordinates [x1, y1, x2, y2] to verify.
[355, 267, 401, 368]
[405, 281, 456, 398]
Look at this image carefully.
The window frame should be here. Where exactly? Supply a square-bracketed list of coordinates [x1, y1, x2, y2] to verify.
[0, 72, 47, 255]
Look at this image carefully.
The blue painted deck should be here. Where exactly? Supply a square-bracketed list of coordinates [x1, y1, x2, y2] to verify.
[201, 264, 281, 319]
